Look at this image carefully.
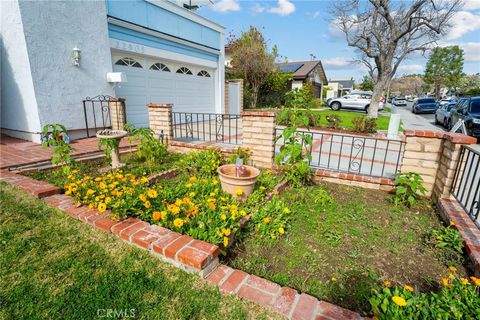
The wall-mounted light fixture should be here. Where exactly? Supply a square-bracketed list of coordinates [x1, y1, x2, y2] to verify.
[72, 46, 81, 66]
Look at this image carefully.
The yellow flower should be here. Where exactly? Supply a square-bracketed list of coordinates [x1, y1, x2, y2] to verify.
[448, 266, 457, 273]
[470, 276, 480, 286]
[240, 210, 247, 216]
[392, 296, 407, 307]
[263, 217, 272, 224]
[404, 285, 414, 292]
[448, 273, 455, 280]
[461, 278, 469, 285]
[283, 207, 290, 214]
[223, 236, 229, 247]
[185, 183, 192, 188]
[147, 189, 158, 199]
[99, 182, 106, 189]
[152, 211, 162, 221]
[278, 227, 285, 235]
[98, 203, 107, 212]
[144, 201, 151, 209]
[139, 194, 147, 202]
[260, 186, 266, 191]
[87, 189, 95, 196]
[173, 218, 184, 228]
[65, 190, 72, 195]
[220, 214, 227, 221]
[94, 177, 101, 182]
[441, 278, 449, 287]
[175, 199, 183, 206]
[222, 228, 231, 236]
[213, 179, 219, 185]
[189, 192, 196, 197]
[105, 197, 112, 204]
[189, 176, 197, 182]
[168, 204, 180, 215]
[140, 177, 149, 184]
[235, 188, 243, 196]
[331, 277, 337, 282]
[208, 202, 217, 210]
[383, 280, 392, 287]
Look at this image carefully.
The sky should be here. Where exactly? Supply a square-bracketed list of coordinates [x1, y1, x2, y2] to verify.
[196, 0, 480, 82]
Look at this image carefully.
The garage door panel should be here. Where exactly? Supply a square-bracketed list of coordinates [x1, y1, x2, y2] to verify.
[114, 55, 216, 128]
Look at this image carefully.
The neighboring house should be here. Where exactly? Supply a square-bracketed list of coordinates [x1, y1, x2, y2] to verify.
[328, 79, 355, 96]
[1, 0, 225, 143]
[276, 61, 328, 99]
[325, 82, 344, 99]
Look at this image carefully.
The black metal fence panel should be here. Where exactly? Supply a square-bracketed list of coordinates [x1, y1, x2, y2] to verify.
[82, 95, 126, 138]
[451, 146, 480, 227]
[275, 128, 405, 179]
[172, 112, 241, 145]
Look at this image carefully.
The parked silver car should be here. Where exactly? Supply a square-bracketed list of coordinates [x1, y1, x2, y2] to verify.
[435, 102, 456, 129]
[392, 97, 407, 106]
[327, 91, 383, 113]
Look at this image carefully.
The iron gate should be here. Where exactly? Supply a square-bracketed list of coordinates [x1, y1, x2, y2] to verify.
[82, 95, 126, 137]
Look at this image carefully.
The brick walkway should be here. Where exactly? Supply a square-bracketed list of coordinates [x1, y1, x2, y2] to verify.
[0, 134, 136, 170]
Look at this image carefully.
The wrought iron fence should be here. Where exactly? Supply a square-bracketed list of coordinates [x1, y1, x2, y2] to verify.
[172, 112, 241, 145]
[275, 128, 405, 178]
[83, 95, 126, 137]
[451, 145, 480, 227]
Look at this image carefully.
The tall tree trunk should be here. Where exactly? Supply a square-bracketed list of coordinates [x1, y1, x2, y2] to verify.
[250, 83, 259, 109]
[369, 76, 389, 118]
[435, 83, 441, 100]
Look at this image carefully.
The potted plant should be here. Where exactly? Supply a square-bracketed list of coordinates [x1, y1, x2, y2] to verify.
[217, 163, 260, 201]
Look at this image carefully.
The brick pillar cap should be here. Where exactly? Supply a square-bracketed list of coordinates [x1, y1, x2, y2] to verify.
[109, 97, 126, 102]
[443, 132, 477, 144]
[147, 103, 173, 109]
[241, 110, 277, 117]
[403, 129, 444, 138]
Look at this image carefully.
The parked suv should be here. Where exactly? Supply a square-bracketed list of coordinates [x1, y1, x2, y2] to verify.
[450, 96, 480, 138]
[327, 91, 384, 113]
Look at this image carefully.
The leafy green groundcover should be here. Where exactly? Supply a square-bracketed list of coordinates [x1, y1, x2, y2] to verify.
[225, 183, 474, 316]
[0, 183, 280, 320]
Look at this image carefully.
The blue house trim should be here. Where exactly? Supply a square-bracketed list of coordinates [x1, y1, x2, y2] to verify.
[108, 23, 219, 62]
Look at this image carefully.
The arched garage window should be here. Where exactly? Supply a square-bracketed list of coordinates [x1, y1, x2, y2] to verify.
[197, 70, 211, 77]
[115, 57, 143, 68]
[176, 67, 193, 75]
[150, 63, 170, 72]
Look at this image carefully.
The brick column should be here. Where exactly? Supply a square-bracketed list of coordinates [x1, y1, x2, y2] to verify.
[400, 130, 477, 198]
[147, 104, 173, 143]
[109, 98, 126, 130]
[432, 133, 477, 201]
[241, 111, 277, 169]
[401, 130, 444, 196]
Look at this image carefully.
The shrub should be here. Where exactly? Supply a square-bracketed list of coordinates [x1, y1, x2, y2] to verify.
[131, 127, 167, 168]
[41, 124, 76, 175]
[392, 172, 426, 207]
[285, 86, 314, 109]
[177, 148, 224, 177]
[352, 116, 377, 133]
[228, 147, 253, 165]
[325, 114, 342, 129]
[370, 269, 480, 319]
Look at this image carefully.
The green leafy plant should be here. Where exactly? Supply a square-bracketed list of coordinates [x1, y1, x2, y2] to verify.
[285, 86, 314, 109]
[427, 223, 464, 254]
[370, 270, 480, 319]
[325, 114, 342, 129]
[228, 147, 253, 165]
[352, 116, 377, 133]
[392, 172, 426, 207]
[41, 124, 76, 175]
[251, 196, 292, 239]
[178, 148, 224, 177]
[131, 128, 167, 169]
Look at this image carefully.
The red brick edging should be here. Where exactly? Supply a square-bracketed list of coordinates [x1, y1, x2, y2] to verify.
[0, 170, 365, 319]
[314, 169, 395, 186]
[437, 198, 480, 276]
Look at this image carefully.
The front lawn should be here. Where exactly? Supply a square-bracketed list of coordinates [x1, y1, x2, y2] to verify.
[226, 183, 467, 315]
[313, 110, 392, 131]
[0, 183, 280, 320]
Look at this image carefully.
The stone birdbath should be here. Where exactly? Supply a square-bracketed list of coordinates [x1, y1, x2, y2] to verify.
[96, 129, 128, 169]
[217, 164, 260, 201]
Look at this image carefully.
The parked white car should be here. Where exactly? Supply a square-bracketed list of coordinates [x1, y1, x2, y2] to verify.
[392, 97, 407, 106]
[327, 91, 384, 113]
[435, 102, 456, 128]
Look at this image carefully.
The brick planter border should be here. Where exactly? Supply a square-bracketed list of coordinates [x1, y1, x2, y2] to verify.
[437, 198, 480, 276]
[314, 168, 395, 191]
[1, 170, 368, 319]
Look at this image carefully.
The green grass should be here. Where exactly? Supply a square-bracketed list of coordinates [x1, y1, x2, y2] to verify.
[312, 110, 391, 131]
[226, 183, 466, 315]
[0, 183, 280, 320]
[24, 151, 185, 189]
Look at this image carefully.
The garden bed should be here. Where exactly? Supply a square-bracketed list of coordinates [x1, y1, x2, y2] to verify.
[224, 182, 475, 315]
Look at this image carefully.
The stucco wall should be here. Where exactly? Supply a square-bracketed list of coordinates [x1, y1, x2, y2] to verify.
[19, 0, 114, 132]
[1, 0, 42, 139]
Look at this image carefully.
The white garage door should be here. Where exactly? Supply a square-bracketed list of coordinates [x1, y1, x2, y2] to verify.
[113, 55, 215, 128]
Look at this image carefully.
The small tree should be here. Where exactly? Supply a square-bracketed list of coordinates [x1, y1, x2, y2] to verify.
[230, 27, 276, 108]
[332, 0, 462, 118]
[457, 74, 480, 96]
[424, 46, 464, 99]
[358, 75, 374, 91]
